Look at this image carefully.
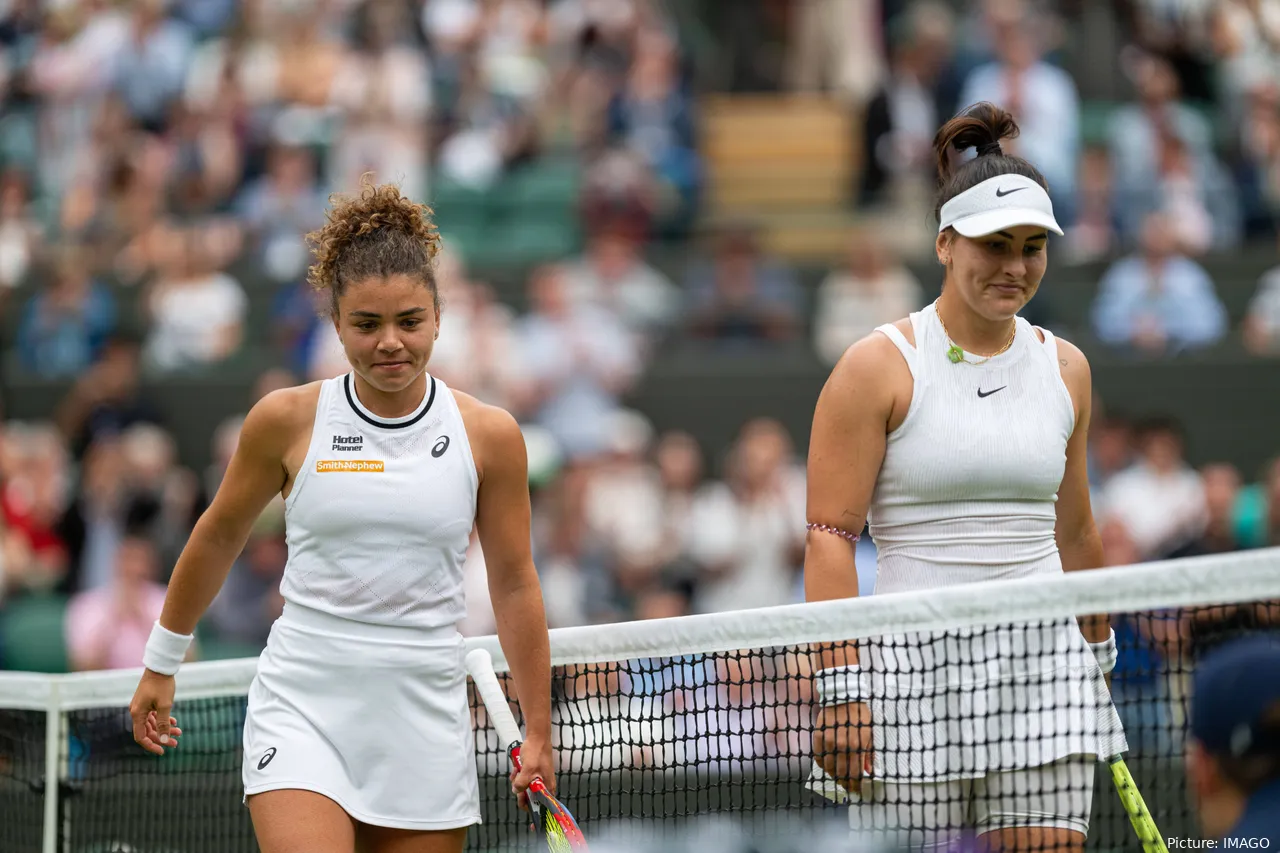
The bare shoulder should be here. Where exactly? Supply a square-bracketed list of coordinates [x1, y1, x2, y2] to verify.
[453, 390, 525, 481]
[1051, 335, 1092, 391]
[241, 382, 323, 451]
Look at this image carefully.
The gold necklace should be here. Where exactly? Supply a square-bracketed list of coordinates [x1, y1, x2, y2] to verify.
[937, 312, 1017, 365]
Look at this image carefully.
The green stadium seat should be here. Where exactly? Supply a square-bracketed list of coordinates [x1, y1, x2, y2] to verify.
[0, 594, 70, 673]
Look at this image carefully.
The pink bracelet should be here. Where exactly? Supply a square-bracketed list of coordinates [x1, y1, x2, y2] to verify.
[806, 522, 861, 543]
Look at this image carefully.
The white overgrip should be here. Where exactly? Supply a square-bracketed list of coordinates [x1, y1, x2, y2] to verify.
[465, 648, 523, 750]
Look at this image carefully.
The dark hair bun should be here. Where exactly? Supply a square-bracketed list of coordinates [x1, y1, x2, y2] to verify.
[933, 102, 1020, 183]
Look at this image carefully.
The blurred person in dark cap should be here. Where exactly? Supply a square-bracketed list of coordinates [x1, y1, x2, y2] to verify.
[1186, 634, 1280, 843]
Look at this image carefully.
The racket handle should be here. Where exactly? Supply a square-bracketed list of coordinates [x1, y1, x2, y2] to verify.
[466, 648, 524, 750]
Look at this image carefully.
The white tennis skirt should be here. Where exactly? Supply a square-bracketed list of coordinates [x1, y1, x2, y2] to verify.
[241, 602, 482, 831]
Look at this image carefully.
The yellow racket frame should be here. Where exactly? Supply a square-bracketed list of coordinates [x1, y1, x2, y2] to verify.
[1109, 756, 1169, 853]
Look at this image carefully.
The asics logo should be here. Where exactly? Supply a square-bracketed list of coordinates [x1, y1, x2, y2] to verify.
[258, 747, 277, 770]
[432, 436, 450, 458]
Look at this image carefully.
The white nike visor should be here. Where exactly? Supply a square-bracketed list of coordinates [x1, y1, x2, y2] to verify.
[938, 174, 1063, 237]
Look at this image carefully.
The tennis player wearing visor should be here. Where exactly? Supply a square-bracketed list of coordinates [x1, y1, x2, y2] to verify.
[803, 102, 1126, 852]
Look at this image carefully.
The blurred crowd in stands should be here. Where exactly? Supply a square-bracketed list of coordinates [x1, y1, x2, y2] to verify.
[0, 0, 1277, 676]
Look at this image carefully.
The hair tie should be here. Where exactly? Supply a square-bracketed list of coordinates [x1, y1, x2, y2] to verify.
[977, 141, 1003, 157]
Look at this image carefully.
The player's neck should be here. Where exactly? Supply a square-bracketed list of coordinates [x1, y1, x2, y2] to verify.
[351, 371, 428, 419]
[936, 293, 1015, 356]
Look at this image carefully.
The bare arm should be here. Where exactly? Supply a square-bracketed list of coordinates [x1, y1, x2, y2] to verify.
[804, 335, 902, 669]
[1053, 338, 1110, 643]
[470, 401, 553, 791]
[157, 389, 301, 636]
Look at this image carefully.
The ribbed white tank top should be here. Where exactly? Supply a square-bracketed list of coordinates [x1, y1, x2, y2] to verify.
[869, 301, 1076, 593]
[279, 373, 479, 631]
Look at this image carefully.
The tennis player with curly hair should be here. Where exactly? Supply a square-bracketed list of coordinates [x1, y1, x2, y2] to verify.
[128, 179, 554, 853]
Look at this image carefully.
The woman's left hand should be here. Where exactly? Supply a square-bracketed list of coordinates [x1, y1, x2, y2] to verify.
[510, 734, 555, 811]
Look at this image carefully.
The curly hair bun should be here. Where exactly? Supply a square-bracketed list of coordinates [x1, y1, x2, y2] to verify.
[305, 177, 441, 315]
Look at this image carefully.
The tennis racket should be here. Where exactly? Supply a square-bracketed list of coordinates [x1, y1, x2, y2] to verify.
[466, 648, 588, 852]
[1108, 756, 1168, 853]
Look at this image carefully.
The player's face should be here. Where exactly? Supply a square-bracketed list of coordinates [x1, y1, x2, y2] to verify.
[938, 225, 1048, 321]
[334, 274, 440, 393]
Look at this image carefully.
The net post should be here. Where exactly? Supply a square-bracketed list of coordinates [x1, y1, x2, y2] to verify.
[42, 678, 59, 853]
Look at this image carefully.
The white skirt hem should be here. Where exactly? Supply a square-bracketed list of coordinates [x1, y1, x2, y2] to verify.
[243, 781, 483, 830]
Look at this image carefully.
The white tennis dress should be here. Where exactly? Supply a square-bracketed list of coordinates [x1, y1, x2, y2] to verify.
[849, 302, 1127, 838]
[241, 372, 482, 830]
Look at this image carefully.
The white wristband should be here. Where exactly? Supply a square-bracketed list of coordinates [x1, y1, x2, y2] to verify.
[815, 665, 865, 706]
[1090, 628, 1117, 675]
[142, 621, 194, 676]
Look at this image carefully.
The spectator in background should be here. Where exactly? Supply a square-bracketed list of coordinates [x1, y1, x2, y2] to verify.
[812, 223, 924, 365]
[859, 1, 955, 210]
[17, 245, 117, 378]
[1171, 463, 1245, 556]
[513, 264, 641, 460]
[582, 411, 665, 608]
[205, 499, 286, 651]
[607, 26, 700, 236]
[1063, 145, 1118, 264]
[143, 226, 248, 374]
[54, 334, 163, 460]
[1091, 212, 1227, 354]
[1235, 457, 1280, 550]
[686, 223, 801, 344]
[0, 169, 41, 293]
[1210, 0, 1280, 122]
[114, 0, 193, 132]
[428, 250, 525, 411]
[1088, 409, 1135, 502]
[1234, 78, 1280, 235]
[1243, 230, 1280, 355]
[1115, 121, 1242, 255]
[688, 419, 806, 614]
[58, 436, 130, 594]
[1100, 417, 1206, 560]
[563, 221, 681, 348]
[234, 142, 327, 285]
[328, 0, 431, 202]
[1108, 51, 1216, 243]
[0, 422, 70, 596]
[957, 11, 1080, 223]
[65, 528, 169, 671]
[786, 0, 885, 108]
[1186, 635, 1280, 843]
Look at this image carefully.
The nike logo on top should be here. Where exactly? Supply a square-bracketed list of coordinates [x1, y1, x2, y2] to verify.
[977, 386, 1007, 398]
[995, 187, 1025, 198]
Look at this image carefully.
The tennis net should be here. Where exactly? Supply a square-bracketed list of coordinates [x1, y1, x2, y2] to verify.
[2, 548, 1279, 852]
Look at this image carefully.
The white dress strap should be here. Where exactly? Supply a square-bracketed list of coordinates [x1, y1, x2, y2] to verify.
[1038, 326, 1060, 362]
[875, 322, 918, 378]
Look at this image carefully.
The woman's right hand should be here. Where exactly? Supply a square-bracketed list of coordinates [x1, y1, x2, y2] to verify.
[129, 669, 183, 756]
[812, 701, 873, 795]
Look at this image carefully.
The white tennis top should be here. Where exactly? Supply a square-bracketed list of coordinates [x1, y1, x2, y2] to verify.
[863, 301, 1127, 781]
[279, 373, 478, 631]
[869, 300, 1075, 593]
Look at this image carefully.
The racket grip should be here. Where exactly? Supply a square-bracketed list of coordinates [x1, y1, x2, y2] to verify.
[466, 648, 524, 751]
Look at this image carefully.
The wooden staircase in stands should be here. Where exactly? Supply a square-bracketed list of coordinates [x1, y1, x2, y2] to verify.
[700, 95, 860, 262]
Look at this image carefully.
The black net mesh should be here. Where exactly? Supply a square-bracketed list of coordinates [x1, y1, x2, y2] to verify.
[0, 709, 45, 853]
[0, 600, 1276, 852]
